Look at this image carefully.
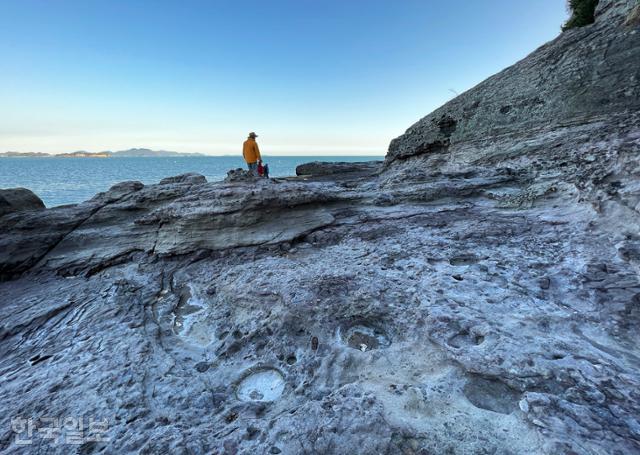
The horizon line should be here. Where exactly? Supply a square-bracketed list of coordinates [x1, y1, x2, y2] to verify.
[2, 150, 387, 156]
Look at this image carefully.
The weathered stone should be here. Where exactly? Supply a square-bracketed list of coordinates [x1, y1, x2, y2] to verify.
[385, 0, 640, 166]
[0, 1, 639, 454]
[224, 168, 259, 182]
[0, 187, 45, 217]
[159, 172, 207, 185]
[626, 4, 640, 26]
[295, 161, 381, 177]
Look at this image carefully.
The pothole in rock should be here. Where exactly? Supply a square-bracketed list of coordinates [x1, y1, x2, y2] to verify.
[237, 368, 285, 402]
[448, 331, 485, 348]
[449, 254, 478, 266]
[286, 354, 297, 365]
[342, 325, 390, 352]
[463, 375, 520, 414]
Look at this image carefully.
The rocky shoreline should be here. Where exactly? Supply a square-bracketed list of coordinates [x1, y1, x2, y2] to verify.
[1, 1, 639, 453]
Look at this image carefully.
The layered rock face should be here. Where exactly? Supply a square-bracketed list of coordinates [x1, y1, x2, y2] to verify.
[1, 1, 639, 454]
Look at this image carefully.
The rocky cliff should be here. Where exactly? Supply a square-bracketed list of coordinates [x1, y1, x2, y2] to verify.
[1, 1, 639, 454]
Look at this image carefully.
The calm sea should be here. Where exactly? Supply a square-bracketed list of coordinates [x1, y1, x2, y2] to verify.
[0, 156, 382, 208]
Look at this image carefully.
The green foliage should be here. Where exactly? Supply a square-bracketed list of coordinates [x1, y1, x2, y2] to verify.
[562, 0, 599, 30]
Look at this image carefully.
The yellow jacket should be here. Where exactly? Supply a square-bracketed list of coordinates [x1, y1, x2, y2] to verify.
[242, 138, 261, 164]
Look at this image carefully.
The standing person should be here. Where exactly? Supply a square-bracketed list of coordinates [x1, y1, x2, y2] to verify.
[242, 132, 262, 176]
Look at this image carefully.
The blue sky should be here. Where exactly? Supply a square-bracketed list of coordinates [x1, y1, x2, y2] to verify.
[0, 0, 567, 155]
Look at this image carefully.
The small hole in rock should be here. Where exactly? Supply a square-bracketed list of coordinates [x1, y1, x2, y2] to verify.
[245, 426, 260, 440]
[195, 362, 210, 373]
[343, 325, 390, 351]
[286, 355, 297, 365]
[449, 255, 478, 266]
[452, 274, 464, 281]
[29, 354, 52, 365]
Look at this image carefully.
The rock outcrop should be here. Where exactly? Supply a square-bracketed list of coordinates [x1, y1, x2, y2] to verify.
[224, 168, 260, 182]
[0, 188, 45, 217]
[0, 1, 639, 454]
[295, 161, 381, 177]
[386, 0, 640, 166]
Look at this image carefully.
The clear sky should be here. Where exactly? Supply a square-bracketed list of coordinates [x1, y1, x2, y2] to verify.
[0, 0, 568, 156]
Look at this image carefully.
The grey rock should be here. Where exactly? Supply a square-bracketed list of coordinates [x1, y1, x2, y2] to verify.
[0, 176, 344, 278]
[0, 200, 103, 280]
[295, 161, 381, 177]
[1, 1, 640, 454]
[626, 3, 640, 26]
[224, 168, 260, 182]
[159, 172, 207, 185]
[0, 188, 45, 217]
[92, 180, 144, 203]
[386, 0, 640, 165]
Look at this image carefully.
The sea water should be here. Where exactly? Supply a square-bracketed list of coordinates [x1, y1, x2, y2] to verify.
[0, 155, 382, 207]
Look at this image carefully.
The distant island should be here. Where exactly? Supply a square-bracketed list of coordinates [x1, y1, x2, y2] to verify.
[0, 148, 206, 158]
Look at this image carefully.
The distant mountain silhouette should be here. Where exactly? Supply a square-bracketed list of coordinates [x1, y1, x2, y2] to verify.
[58, 151, 111, 158]
[1, 148, 206, 158]
[0, 152, 50, 157]
[111, 148, 205, 157]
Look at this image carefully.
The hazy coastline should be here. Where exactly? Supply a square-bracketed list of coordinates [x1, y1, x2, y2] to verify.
[0, 148, 205, 158]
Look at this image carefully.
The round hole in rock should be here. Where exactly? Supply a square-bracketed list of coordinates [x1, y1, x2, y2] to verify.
[237, 368, 285, 402]
[343, 325, 390, 351]
[286, 354, 297, 365]
[195, 361, 210, 373]
[449, 255, 478, 266]
[463, 375, 520, 414]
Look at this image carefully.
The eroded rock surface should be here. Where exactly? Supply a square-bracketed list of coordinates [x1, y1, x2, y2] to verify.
[0, 188, 45, 217]
[1, 1, 639, 454]
[295, 161, 381, 177]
